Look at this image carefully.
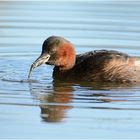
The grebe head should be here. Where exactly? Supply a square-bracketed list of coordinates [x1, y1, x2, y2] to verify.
[28, 36, 76, 78]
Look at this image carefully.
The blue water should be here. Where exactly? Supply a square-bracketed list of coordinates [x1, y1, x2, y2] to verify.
[0, 1, 140, 139]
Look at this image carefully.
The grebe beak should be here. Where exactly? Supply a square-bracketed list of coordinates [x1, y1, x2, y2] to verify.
[28, 54, 50, 79]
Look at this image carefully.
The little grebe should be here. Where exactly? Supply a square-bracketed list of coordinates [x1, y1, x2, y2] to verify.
[28, 36, 140, 83]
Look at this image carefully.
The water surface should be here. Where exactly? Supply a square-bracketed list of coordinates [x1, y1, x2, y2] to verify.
[0, 1, 140, 139]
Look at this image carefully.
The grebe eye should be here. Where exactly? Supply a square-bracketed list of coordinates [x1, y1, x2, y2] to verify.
[49, 48, 57, 55]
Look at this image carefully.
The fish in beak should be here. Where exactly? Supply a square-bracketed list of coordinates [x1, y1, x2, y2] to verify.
[28, 54, 50, 79]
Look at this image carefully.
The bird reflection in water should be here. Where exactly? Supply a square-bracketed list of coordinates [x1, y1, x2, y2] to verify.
[29, 81, 73, 122]
[29, 80, 135, 122]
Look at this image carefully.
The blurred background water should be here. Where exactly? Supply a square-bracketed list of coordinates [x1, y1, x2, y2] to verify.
[0, 0, 140, 139]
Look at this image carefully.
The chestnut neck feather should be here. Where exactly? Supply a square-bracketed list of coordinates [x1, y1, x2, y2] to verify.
[55, 42, 76, 70]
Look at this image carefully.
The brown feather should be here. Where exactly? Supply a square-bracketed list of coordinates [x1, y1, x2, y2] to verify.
[53, 50, 140, 83]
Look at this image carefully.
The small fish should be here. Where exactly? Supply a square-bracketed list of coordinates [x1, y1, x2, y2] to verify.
[28, 63, 34, 79]
[28, 54, 50, 79]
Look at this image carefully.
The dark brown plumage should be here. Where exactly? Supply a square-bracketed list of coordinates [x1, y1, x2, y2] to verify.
[29, 36, 140, 83]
